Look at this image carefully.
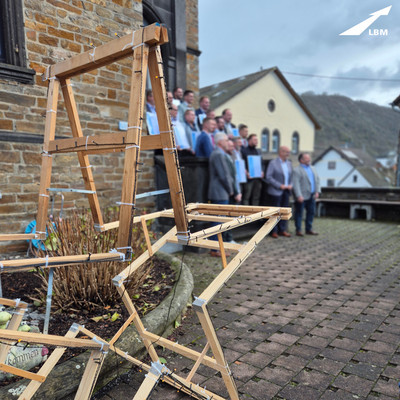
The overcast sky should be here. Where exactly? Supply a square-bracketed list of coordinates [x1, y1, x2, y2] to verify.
[199, 0, 400, 106]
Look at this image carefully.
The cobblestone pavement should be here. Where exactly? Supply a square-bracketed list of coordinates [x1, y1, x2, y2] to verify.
[96, 218, 400, 400]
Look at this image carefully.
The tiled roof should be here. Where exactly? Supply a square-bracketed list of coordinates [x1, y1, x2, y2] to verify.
[200, 67, 320, 129]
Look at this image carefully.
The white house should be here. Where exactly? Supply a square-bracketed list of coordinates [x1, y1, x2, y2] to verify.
[200, 67, 320, 155]
[313, 146, 390, 188]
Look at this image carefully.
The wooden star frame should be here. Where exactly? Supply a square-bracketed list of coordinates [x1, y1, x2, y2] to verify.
[0, 24, 291, 399]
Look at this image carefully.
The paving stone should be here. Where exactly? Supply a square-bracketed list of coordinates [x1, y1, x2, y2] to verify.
[343, 361, 382, 381]
[272, 354, 308, 373]
[230, 361, 260, 383]
[238, 351, 274, 369]
[277, 384, 322, 400]
[293, 369, 333, 390]
[257, 366, 295, 386]
[353, 350, 393, 367]
[332, 374, 374, 397]
[239, 379, 281, 399]
[320, 388, 362, 400]
[372, 377, 399, 398]
[319, 347, 354, 363]
[254, 341, 287, 356]
[307, 357, 346, 375]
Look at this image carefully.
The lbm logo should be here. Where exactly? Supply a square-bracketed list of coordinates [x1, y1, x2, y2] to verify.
[340, 5, 391, 36]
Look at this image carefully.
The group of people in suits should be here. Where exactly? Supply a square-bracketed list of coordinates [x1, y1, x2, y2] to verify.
[265, 146, 320, 238]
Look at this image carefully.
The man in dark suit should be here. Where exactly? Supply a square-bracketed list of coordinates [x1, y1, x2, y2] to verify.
[265, 146, 293, 238]
[292, 153, 320, 236]
[208, 133, 241, 256]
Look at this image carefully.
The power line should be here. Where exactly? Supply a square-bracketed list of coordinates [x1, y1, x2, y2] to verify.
[282, 71, 400, 83]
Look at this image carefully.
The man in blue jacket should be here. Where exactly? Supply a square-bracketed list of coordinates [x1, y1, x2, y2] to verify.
[195, 117, 216, 158]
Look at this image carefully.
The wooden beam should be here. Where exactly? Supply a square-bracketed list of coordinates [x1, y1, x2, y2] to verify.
[187, 209, 286, 243]
[117, 44, 149, 251]
[114, 226, 176, 284]
[35, 78, 60, 238]
[0, 330, 109, 351]
[19, 325, 79, 400]
[141, 217, 153, 256]
[140, 331, 221, 371]
[0, 363, 46, 383]
[61, 77, 104, 229]
[0, 234, 39, 242]
[47, 133, 162, 154]
[217, 233, 228, 269]
[74, 350, 106, 400]
[0, 298, 28, 308]
[148, 46, 189, 243]
[195, 306, 239, 400]
[48, 24, 164, 79]
[0, 252, 124, 272]
[167, 237, 242, 252]
[186, 342, 210, 382]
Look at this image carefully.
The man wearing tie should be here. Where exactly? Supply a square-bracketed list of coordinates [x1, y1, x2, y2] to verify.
[265, 146, 292, 238]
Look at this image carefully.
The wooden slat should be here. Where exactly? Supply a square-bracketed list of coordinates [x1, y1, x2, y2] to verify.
[48, 24, 163, 79]
[187, 209, 286, 243]
[217, 233, 228, 269]
[116, 287, 159, 362]
[61, 78, 104, 229]
[195, 306, 239, 400]
[0, 301, 27, 363]
[0, 330, 109, 351]
[186, 342, 210, 382]
[148, 46, 189, 243]
[0, 363, 46, 383]
[199, 217, 279, 303]
[141, 217, 153, 256]
[47, 132, 162, 154]
[140, 331, 221, 371]
[0, 252, 124, 272]
[132, 369, 160, 400]
[115, 226, 176, 284]
[167, 237, 242, 252]
[19, 326, 79, 400]
[0, 234, 38, 242]
[117, 44, 149, 251]
[0, 299, 28, 308]
[35, 78, 60, 238]
[74, 349, 106, 400]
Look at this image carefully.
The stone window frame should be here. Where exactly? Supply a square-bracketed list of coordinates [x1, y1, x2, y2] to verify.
[327, 179, 335, 187]
[291, 131, 299, 154]
[261, 128, 269, 152]
[272, 129, 280, 153]
[0, 0, 35, 84]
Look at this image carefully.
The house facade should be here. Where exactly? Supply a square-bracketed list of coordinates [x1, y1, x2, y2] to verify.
[200, 67, 320, 156]
[313, 146, 390, 188]
[0, 0, 199, 249]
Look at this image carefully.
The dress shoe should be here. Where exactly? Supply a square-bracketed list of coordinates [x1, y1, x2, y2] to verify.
[306, 231, 318, 235]
[296, 231, 304, 237]
[278, 231, 291, 237]
[270, 232, 279, 239]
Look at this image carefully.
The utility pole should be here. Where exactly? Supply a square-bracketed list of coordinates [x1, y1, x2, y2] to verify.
[390, 95, 400, 187]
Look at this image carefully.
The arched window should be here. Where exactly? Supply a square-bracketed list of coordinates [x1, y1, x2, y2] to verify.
[261, 128, 269, 152]
[272, 130, 280, 153]
[292, 132, 299, 154]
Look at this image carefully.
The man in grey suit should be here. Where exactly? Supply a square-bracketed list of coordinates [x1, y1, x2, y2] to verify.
[208, 133, 241, 256]
[265, 146, 293, 238]
[292, 152, 321, 236]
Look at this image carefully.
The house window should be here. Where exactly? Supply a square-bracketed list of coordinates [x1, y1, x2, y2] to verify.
[353, 175, 358, 183]
[0, 0, 35, 83]
[261, 128, 269, 152]
[268, 99, 275, 112]
[327, 179, 335, 187]
[291, 131, 299, 154]
[328, 161, 336, 170]
[272, 130, 280, 153]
